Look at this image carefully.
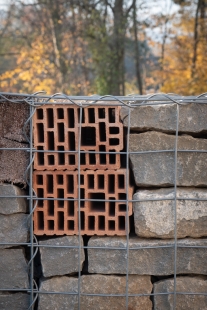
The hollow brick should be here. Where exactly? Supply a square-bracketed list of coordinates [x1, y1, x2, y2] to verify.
[33, 170, 133, 236]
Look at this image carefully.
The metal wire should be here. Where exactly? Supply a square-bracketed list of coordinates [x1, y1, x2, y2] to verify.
[1, 91, 207, 310]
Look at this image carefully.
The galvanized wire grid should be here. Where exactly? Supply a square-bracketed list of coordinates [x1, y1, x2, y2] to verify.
[0, 91, 207, 310]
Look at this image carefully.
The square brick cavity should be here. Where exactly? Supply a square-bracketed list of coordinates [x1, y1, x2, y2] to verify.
[33, 170, 133, 236]
[33, 105, 123, 170]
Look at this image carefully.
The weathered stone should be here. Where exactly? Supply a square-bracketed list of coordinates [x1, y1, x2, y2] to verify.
[0, 249, 29, 289]
[39, 236, 85, 277]
[0, 184, 27, 214]
[133, 188, 207, 238]
[39, 275, 152, 310]
[38, 276, 78, 310]
[121, 103, 207, 134]
[129, 131, 207, 187]
[0, 138, 29, 184]
[88, 236, 207, 276]
[154, 276, 207, 310]
[0, 214, 28, 248]
[0, 293, 29, 310]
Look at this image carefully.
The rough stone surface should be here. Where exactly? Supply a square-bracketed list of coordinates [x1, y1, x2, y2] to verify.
[129, 131, 207, 187]
[0, 184, 27, 214]
[133, 188, 207, 238]
[39, 275, 152, 310]
[121, 103, 207, 134]
[0, 214, 28, 248]
[39, 236, 85, 277]
[88, 236, 207, 276]
[154, 276, 207, 309]
[0, 293, 29, 310]
[0, 249, 29, 289]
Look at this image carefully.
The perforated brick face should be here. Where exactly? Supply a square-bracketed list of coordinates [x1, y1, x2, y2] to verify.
[33, 170, 133, 235]
[33, 105, 123, 170]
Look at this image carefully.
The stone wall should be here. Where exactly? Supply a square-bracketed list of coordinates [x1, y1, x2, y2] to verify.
[1, 99, 207, 309]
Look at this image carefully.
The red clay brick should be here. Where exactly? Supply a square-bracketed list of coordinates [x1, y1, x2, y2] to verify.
[33, 105, 123, 170]
[33, 170, 133, 236]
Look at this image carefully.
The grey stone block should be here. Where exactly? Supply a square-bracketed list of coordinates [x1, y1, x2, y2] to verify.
[88, 236, 207, 276]
[129, 131, 207, 187]
[133, 188, 207, 238]
[39, 275, 152, 310]
[121, 103, 207, 134]
[39, 236, 85, 277]
[154, 276, 207, 310]
[0, 293, 29, 310]
[0, 184, 27, 214]
[0, 249, 29, 289]
[0, 214, 28, 248]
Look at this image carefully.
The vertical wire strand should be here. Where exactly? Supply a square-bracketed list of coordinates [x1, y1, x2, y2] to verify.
[173, 103, 179, 309]
[125, 104, 131, 309]
[77, 106, 83, 310]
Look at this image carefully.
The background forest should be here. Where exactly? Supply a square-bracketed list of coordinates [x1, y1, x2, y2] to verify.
[0, 0, 206, 96]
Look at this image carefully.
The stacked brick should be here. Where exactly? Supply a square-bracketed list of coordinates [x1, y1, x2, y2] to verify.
[33, 104, 133, 235]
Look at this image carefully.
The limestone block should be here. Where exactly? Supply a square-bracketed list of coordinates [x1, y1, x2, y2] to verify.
[133, 188, 207, 238]
[0, 184, 27, 214]
[0, 293, 29, 310]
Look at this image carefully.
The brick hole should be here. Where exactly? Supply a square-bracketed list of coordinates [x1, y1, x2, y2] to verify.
[89, 152, 96, 164]
[48, 199, 54, 215]
[58, 146, 65, 165]
[81, 127, 96, 146]
[48, 132, 54, 150]
[37, 146, 44, 165]
[119, 216, 125, 230]
[80, 153, 86, 164]
[109, 127, 119, 134]
[37, 211, 44, 230]
[108, 108, 115, 123]
[80, 188, 85, 207]
[99, 146, 106, 164]
[48, 220, 54, 230]
[68, 220, 74, 230]
[67, 175, 74, 193]
[88, 216, 95, 230]
[98, 108, 105, 118]
[109, 138, 119, 146]
[37, 188, 44, 207]
[57, 108, 64, 119]
[36, 175, 43, 185]
[67, 108, 75, 128]
[89, 193, 105, 212]
[109, 198, 115, 216]
[99, 123, 106, 142]
[88, 108, 95, 123]
[109, 152, 116, 164]
[69, 155, 75, 165]
[47, 175, 53, 193]
[98, 175, 104, 189]
[36, 108, 43, 119]
[58, 212, 64, 230]
[57, 189, 64, 207]
[67, 200, 74, 216]
[118, 174, 125, 189]
[88, 175, 94, 189]
[108, 220, 115, 230]
[48, 155, 54, 165]
[47, 108, 54, 128]
[81, 211, 85, 230]
[78, 108, 85, 123]
[119, 193, 127, 201]
[108, 174, 115, 193]
[80, 175, 84, 185]
[57, 123, 64, 142]
[57, 174, 63, 184]
[68, 132, 75, 150]
[37, 123, 44, 142]
[119, 204, 126, 211]
[98, 216, 105, 230]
